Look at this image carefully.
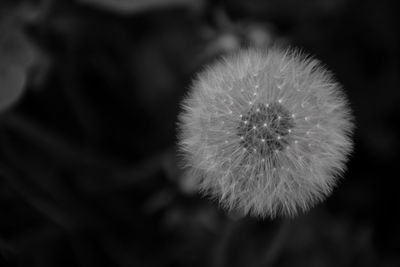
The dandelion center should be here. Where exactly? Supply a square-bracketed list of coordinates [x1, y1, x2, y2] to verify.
[237, 102, 294, 157]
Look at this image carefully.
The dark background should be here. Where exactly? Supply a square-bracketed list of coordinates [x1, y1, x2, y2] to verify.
[0, 0, 399, 266]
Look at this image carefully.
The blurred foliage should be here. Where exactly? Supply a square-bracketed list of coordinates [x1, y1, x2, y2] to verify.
[0, 0, 399, 266]
[0, 13, 36, 111]
[78, 0, 204, 14]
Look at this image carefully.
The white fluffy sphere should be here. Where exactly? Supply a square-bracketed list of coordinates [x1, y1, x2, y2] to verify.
[178, 47, 354, 218]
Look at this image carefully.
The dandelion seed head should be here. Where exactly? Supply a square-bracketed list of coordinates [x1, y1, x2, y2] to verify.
[237, 102, 294, 158]
[178, 47, 354, 218]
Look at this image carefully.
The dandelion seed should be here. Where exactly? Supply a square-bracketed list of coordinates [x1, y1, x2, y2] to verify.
[178, 47, 354, 218]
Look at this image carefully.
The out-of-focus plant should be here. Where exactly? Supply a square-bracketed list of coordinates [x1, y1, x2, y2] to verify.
[0, 0, 50, 112]
[0, 18, 36, 111]
[78, 0, 204, 14]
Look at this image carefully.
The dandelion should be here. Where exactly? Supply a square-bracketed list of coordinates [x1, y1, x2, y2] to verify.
[178, 47, 354, 218]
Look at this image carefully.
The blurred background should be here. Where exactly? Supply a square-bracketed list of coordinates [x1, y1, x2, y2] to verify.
[0, 0, 399, 266]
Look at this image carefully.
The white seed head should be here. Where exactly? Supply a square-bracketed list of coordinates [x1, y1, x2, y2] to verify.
[178, 47, 354, 218]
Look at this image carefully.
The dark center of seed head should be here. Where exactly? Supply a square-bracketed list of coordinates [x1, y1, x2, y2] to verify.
[237, 102, 294, 157]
